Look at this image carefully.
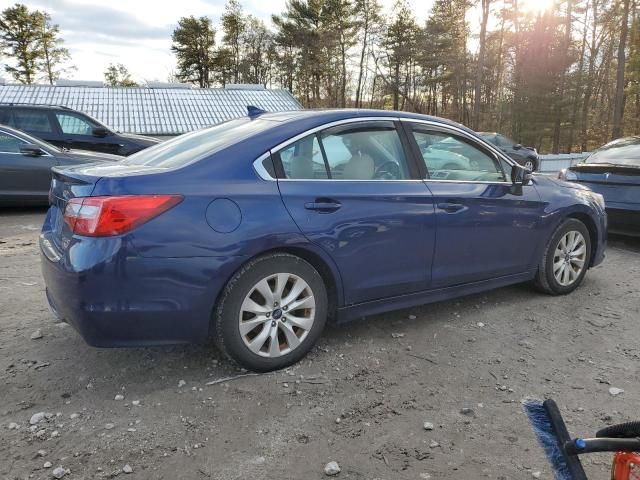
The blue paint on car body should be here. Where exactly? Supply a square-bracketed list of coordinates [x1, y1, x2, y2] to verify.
[206, 198, 242, 233]
[40, 109, 607, 351]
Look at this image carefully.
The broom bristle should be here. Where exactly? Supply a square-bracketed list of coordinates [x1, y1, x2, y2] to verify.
[522, 399, 573, 480]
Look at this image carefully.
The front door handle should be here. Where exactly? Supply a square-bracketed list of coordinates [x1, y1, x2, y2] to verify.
[437, 202, 465, 213]
[304, 199, 342, 213]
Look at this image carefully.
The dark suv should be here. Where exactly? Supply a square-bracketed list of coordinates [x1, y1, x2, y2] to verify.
[478, 132, 540, 172]
[0, 104, 160, 156]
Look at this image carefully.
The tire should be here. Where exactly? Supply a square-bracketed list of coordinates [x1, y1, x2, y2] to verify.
[213, 253, 328, 372]
[534, 218, 591, 295]
[523, 158, 537, 172]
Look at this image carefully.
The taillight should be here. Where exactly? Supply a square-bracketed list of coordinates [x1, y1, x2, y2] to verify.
[63, 195, 183, 237]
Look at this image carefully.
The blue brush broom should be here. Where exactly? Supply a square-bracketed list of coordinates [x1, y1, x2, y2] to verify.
[522, 398, 588, 480]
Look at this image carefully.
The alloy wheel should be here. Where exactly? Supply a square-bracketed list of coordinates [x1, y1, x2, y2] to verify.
[524, 160, 535, 171]
[553, 230, 587, 286]
[238, 273, 316, 357]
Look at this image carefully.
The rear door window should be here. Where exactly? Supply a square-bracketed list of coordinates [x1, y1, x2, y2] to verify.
[12, 109, 53, 133]
[320, 125, 410, 180]
[278, 134, 329, 179]
[277, 122, 411, 181]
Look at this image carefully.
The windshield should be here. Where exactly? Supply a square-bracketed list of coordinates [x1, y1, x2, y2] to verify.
[478, 133, 497, 144]
[121, 117, 276, 168]
[586, 137, 640, 166]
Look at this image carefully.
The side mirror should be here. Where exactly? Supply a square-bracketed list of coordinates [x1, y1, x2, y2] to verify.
[513, 143, 523, 150]
[19, 144, 45, 156]
[511, 163, 533, 186]
[92, 127, 110, 137]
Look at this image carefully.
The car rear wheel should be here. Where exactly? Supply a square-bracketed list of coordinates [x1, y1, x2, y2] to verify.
[213, 253, 328, 372]
[534, 218, 591, 295]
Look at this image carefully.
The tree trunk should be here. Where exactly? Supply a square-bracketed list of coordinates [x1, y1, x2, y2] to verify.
[341, 39, 347, 108]
[393, 61, 400, 110]
[472, 0, 491, 130]
[552, 0, 573, 154]
[355, 8, 369, 109]
[612, 0, 630, 139]
[568, 6, 589, 152]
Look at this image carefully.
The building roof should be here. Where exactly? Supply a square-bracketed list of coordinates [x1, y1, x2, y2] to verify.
[0, 84, 302, 136]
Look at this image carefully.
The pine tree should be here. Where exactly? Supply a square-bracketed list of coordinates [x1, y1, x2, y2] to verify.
[0, 4, 45, 84]
[221, 0, 246, 84]
[40, 12, 73, 85]
[104, 63, 137, 87]
[171, 16, 216, 88]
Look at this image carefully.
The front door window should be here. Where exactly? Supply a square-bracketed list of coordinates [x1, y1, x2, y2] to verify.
[412, 130, 507, 182]
[55, 113, 96, 136]
[0, 132, 26, 153]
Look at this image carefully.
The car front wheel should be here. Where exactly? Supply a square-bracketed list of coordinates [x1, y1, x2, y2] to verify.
[213, 253, 328, 372]
[523, 158, 537, 171]
[534, 218, 591, 295]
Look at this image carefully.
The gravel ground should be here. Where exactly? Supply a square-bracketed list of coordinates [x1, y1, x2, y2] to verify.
[1, 207, 639, 480]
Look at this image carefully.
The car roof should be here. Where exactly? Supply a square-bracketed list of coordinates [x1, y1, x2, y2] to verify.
[257, 108, 473, 133]
[0, 103, 73, 111]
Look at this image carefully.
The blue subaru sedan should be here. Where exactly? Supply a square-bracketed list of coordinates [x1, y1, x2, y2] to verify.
[40, 109, 607, 371]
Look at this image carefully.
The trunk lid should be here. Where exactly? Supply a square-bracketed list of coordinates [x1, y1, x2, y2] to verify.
[571, 164, 640, 206]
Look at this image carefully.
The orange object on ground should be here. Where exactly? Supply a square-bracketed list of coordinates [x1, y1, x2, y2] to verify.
[611, 452, 640, 480]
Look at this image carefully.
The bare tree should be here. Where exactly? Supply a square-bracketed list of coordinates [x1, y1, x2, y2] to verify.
[472, 0, 491, 129]
[612, 0, 631, 138]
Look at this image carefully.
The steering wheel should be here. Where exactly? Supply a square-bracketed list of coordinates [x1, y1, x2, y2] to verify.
[374, 161, 401, 180]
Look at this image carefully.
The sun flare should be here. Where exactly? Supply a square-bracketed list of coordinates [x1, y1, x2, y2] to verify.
[519, 0, 556, 14]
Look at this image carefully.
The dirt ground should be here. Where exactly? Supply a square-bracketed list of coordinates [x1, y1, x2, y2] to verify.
[1, 207, 639, 480]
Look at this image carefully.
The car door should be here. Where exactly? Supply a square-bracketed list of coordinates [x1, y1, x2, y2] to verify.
[275, 119, 436, 305]
[0, 131, 58, 200]
[52, 111, 120, 154]
[404, 121, 546, 288]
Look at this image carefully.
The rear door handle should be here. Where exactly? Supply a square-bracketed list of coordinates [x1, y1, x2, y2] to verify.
[304, 199, 342, 213]
[437, 202, 465, 213]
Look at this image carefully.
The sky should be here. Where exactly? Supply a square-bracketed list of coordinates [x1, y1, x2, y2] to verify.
[1, 0, 435, 84]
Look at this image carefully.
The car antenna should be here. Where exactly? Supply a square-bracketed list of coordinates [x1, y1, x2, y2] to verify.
[247, 105, 267, 118]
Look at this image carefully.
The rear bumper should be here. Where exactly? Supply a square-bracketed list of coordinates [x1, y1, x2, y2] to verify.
[40, 230, 244, 347]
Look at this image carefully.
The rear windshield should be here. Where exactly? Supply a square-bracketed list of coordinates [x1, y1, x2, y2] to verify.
[121, 117, 276, 168]
[587, 137, 640, 166]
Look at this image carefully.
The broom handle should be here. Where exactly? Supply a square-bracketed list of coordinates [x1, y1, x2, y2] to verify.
[565, 437, 640, 455]
[544, 400, 589, 480]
